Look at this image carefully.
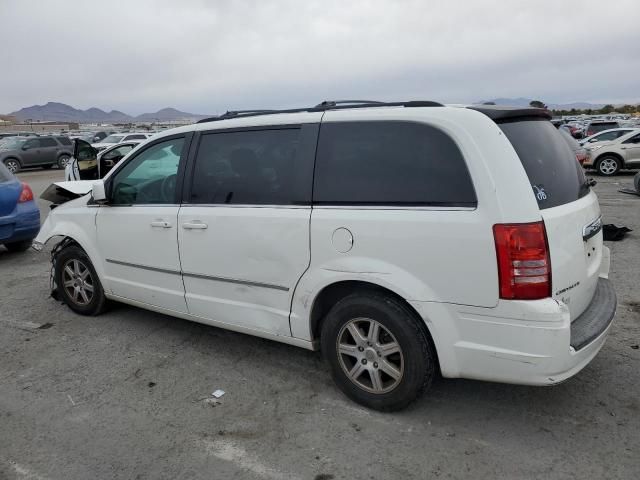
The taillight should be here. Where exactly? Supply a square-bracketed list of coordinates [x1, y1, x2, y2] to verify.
[493, 222, 551, 300]
[576, 152, 587, 165]
[18, 182, 34, 203]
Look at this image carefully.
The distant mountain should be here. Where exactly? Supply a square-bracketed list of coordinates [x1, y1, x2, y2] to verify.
[8, 102, 209, 123]
[479, 97, 605, 110]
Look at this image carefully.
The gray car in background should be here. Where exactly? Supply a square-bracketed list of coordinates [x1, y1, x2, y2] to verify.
[0, 135, 73, 173]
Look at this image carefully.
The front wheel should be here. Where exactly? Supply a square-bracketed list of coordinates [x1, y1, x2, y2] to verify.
[596, 156, 621, 176]
[54, 245, 107, 315]
[321, 292, 436, 411]
[3, 158, 20, 173]
[57, 155, 71, 169]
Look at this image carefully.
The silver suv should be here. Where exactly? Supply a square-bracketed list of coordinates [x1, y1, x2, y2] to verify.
[0, 135, 74, 172]
[584, 128, 640, 175]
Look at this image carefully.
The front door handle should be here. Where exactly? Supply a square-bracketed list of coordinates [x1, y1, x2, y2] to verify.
[150, 220, 172, 228]
[182, 221, 208, 230]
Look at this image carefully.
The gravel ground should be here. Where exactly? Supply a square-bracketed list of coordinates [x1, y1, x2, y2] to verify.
[1, 168, 639, 480]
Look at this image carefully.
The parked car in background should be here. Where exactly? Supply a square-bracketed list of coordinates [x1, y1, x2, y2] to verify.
[77, 131, 116, 143]
[0, 161, 39, 252]
[65, 140, 142, 181]
[585, 120, 619, 137]
[584, 129, 640, 175]
[35, 101, 615, 411]
[0, 135, 73, 173]
[559, 129, 588, 166]
[92, 133, 153, 152]
[579, 128, 636, 146]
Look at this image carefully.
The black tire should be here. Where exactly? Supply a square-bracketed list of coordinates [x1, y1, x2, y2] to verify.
[4, 240, 33, 252]
[54, 245, 107, 316]
[3, 158, 20, 174]
[596, 155, 621, 176]
[57, 155, 71, 169]
[634, 171, 640, 193]
[320, 291, 436, 411]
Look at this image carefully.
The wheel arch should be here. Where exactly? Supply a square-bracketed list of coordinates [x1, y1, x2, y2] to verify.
[2, 156, 22, 166]
[595, 151, 624, 167]
[307, 280, 440, 372]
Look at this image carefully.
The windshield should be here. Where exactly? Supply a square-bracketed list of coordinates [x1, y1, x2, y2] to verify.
[499, 119, 588, 209]
[101, 135, 125, 143]
[0, 137, 26, 150]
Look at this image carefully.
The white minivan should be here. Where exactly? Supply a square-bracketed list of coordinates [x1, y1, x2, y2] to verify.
[34, 101, 616, 411]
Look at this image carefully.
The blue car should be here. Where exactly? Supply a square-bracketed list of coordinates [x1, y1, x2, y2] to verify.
[0, 161, 40, 252]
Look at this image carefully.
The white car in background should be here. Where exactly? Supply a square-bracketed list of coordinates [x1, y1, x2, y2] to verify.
[579, 128, 638, 146]
[92, 133, 153, 152]
[65, 140, 143, 181]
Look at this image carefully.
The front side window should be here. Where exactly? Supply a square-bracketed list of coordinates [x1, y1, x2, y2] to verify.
[313, 121, 476, 206]
[110, 137, 184, 205]
[190, 128, 302, 205]
[103, 145, 134, 160]
[23, 138, 40, 149]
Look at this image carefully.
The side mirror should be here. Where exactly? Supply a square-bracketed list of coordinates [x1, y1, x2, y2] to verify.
[92, 180, 108, 203]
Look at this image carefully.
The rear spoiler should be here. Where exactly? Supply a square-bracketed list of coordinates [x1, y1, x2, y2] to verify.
[467, 105, 552, 122]
[40, 181, 95, 205]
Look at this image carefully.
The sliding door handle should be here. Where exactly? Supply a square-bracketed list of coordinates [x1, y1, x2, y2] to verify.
[182, 221, 208, 230]
[150, 221, 172, 228]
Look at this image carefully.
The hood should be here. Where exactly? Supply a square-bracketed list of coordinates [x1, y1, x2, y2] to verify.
[40, 181, 95, 204]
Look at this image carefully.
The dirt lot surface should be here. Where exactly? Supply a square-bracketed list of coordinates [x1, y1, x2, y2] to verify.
[1, 168, 639, 480]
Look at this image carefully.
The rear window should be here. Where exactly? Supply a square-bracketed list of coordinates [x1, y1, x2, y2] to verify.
[0, 161, 13, 182]
[314, 121, 477, 206]
[499, 119, 588, 209]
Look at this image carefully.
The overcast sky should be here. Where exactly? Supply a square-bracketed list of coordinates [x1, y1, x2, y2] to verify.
[1, 0, 639, 114]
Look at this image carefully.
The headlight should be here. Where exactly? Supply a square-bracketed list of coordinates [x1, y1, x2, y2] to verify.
[590, 145, 603, 151]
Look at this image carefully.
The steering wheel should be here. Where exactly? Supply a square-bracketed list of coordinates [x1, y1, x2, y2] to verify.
[160, 174, 177, 202]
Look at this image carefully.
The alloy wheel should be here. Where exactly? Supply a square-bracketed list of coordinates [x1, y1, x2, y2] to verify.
[4, 160, 19, 173]
[62, 259, 94, 306]
[336, 317, 404, 394]
[599, 158, 618, 175]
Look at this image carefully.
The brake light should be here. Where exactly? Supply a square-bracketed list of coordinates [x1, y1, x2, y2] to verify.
[576, 152, 587, 165]
[493, 222, 551, 300]
[18, 182, 34, 203]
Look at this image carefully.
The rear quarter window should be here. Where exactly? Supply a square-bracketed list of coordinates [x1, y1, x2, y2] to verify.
[499, 119, 588, 209]
[313, 121, 477, 206]
[56, 136, 72, 146]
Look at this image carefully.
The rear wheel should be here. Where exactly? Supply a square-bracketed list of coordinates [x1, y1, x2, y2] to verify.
[57, 155, 71, 169]
[4, 240, 33, 252]
[54, 245, 107, 315]
[596, 156, 621, 176]
[3, 158, 20, 173]
[321, 291, 436, 411]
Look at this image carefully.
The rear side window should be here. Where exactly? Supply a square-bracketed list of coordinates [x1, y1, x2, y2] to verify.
[313, 121, 476, 206]
[190, 128, 308, 205]
[40, 138, 57, 147]
[56, 136, 72, 146]
[499, 119, 588, 209]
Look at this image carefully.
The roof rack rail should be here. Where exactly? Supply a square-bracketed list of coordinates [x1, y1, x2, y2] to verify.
[196, 100, 444, 124]
[314, 100, 386, 108]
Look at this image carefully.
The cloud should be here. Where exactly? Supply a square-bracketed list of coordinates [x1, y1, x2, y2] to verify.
[1, 0, 639, 114]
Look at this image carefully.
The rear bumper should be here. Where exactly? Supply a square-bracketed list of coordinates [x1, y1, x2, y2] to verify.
[0, 202, 40, 244]
[410, 278, 616, 386]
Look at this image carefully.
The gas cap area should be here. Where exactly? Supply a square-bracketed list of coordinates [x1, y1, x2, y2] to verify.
[332, 227, 354, 253]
